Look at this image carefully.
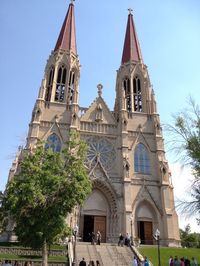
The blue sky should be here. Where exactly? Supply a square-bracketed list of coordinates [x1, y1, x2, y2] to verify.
[1, 0, 200, 231]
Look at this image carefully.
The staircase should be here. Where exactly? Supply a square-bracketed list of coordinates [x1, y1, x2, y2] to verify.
[76, 242, 135, 266]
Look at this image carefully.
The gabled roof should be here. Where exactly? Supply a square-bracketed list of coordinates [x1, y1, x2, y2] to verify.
[54, 2, 77, 54]
[121, 10, 143, 64]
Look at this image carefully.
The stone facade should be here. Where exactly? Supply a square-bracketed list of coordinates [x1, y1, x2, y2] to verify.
[6, 2, 180, 246]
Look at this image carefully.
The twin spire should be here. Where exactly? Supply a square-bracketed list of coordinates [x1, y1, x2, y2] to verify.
[121, 9, 143, 64]
[54, 1, 143, 64]
[54, 1, 77, 54]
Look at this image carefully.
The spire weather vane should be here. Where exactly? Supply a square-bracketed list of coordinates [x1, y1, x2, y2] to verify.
[128, 8, 133, 14]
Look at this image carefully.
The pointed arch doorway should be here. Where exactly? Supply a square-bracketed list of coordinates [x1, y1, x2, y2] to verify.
[135, 201, 158, 245]
[80, 189, 108, 243]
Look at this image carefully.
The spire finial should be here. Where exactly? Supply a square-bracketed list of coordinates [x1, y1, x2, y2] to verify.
[97, 84, 103, 97]
[70, 0, 75, 4]
[128, 8, 133, 15]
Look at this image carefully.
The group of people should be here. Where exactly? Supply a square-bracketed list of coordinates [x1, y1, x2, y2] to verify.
[118, 232, 131, 247]
[79, 258, 100, 266]
[90, 231, 101, 245]
[169, 256, 198, 266]
[0, 261, 33, 266]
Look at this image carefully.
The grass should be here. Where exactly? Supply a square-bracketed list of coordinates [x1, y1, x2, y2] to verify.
[138, 246, 200, 266]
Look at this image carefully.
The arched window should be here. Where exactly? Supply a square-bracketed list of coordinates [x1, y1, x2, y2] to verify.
[134, 143, 150, 174]
[45, 66, 55, 102]
[133, 76, 142, 112]
[55, 65, 67, 102]
[67, 71, 75, 106]
[123, 78, 132, 112]
[45, 134, 61, 152]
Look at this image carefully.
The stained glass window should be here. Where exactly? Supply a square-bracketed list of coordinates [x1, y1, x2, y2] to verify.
[134, 143, 150, 174]
[45, 134, 61, 152]
[86, 137, 116, 171]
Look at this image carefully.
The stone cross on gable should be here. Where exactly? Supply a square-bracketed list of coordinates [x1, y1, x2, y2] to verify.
[97, 84, 103, 97]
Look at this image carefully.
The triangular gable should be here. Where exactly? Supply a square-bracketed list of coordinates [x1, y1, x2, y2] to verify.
[89, 160, 109, 180]
[80, 96, 116, 125]
[130, 126, 152, 152]
[41, 119, 64, 143]
[134, 184, 163, 215]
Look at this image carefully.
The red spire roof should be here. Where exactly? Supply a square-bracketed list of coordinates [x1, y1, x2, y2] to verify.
[121, 10, 143, 64]
[54, 2, 77, 54]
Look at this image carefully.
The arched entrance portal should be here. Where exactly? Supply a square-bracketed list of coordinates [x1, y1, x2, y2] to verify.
[135, 201, 158, 245]
[81, 189, 108, 242]
[79, 178, 118, 243]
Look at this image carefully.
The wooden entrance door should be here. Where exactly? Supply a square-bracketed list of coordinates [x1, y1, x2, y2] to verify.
[94, 216, 106, 243]
[138, 221, 153, 244]
[144, 221, 153, 244]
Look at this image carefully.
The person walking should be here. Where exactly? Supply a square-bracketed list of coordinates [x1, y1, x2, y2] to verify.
[191, 257, 198, 266]
[96, 261, 100, 266]
[133, 256, 138, 266]
[143, 256, 150, 266]
[174, 256, 180, 266]
[118, 233, 124, 246]
[79, 257, 86, 266]
[96, 231, 101, 245]
[90, 231, 95, 245]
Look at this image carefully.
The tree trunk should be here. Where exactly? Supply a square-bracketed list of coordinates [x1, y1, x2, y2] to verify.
[42, 239, 48, 266]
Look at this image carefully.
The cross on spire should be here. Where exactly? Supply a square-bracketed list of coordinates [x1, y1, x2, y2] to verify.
[128, 8, 133, 14]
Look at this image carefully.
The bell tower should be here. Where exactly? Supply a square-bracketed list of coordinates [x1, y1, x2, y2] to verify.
[114, 9, 180, 246]
[27, 1, 80, 149]
[114, 8, 153, 118]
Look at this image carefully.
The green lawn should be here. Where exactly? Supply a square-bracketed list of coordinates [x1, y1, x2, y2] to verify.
[139, 246, 200, 266]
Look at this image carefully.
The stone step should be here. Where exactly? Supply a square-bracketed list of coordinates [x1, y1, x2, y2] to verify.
[76, 242, 135, 266]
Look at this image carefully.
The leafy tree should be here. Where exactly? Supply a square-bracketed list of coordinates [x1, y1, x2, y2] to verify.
[180, 224, 200, 248]
[166, 97, 200, 221]
[2, 132, 92, 266]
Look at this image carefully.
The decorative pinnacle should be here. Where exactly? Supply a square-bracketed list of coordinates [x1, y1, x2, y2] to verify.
[128, 8, 133, 14]
[70, 0, 75, 4]
[97, 84, 103, 97]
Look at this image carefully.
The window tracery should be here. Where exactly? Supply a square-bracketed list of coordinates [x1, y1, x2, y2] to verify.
[133, 76, 142, 112]
[45, 66, 55, 102]
[123, 78, 132, 112]
[85, 137, 116, 171]
[45, 133, 61, 152]
[67, 70, 75, 105]
[134, 143, 150, 174]
[55, 65, 66, 102]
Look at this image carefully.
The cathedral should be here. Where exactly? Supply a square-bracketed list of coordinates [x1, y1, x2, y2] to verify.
[7, 1, 180, 246]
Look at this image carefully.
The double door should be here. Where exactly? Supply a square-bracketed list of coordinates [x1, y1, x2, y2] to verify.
[83, 215, 106, 242]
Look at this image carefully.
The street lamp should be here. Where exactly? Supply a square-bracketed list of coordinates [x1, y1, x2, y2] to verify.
[129, 214, 134, 246]
[72, 225, 78, 266]
[154, 229, 161, 266]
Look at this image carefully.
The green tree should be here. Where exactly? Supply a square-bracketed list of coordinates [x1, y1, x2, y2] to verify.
[2, 132, 92, 266]
[166, 97, 200, 221]
[180, 224, 200, 248]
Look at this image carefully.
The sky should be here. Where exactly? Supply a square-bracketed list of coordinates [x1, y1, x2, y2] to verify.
[1, 0, 200, 232]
